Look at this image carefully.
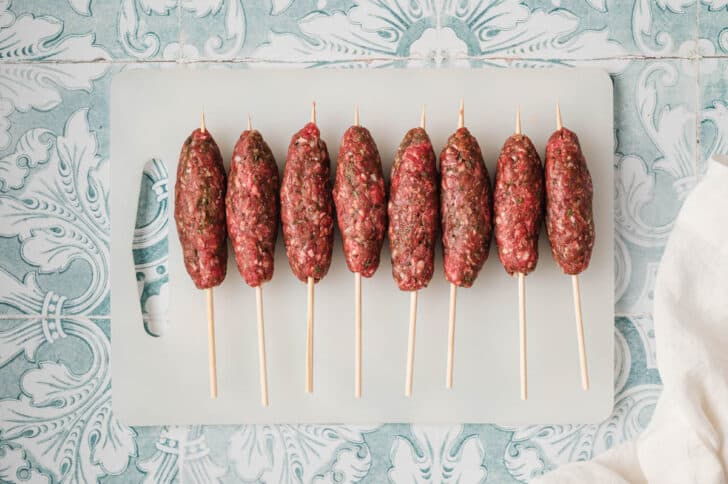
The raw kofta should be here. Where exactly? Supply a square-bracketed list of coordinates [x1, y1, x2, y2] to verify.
[440, 126, 492, 288]
[389, 127, 439, 291]
[333, 122, 387, 277]
[174, 123, 228, 289]
[493, 126, 544, 276]
[545, 127, 594, 275]
[280, 122, 334, 283]
[226, 128, 280, 287]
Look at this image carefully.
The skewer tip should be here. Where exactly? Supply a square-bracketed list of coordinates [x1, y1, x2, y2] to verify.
[458, 97, 464, 129]
[556, 102, 563, 130]
[200, 109, 206, 133]
[247, 113, 252, 130]
[311, 101, 317, 124]
[515, 106, 521, 135]
[420, 105, 426, 129]
[354, 104, 360, 126]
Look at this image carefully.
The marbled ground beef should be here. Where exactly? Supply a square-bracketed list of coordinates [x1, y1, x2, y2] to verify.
[226, 129, 280, 287]
[440, 127, 492, 288]
[280, 122, 334, 283]
[333, 125, 387, 277]
[545, 127, 594, 275]
[493, 134, 544, 276]
[388, 127, 439, 291]
[174, 128, 228, 289]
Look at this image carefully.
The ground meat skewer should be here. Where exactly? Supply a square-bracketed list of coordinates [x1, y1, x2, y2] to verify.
[440, 99, 492, 389]
[226, 114, 279, 406]
[280, 102, 334, 393]
[333, 105, 387, 398]
[545, 104, 594, 391]
[174, 112, 227, 399]
[388, 107, 438, 397]
[493, 108, 545, 400]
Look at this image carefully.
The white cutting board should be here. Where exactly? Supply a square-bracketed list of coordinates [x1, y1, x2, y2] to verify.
[111, 68, 614, 425]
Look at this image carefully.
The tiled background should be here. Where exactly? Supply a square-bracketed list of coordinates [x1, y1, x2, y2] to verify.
[0, 1, 726, 482]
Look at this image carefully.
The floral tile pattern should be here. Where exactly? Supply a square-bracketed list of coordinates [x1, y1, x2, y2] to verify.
[0, 1, 725, 483]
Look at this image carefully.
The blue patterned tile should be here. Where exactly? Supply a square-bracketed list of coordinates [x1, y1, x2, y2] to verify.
[0, 316, 137, 483]
[0, 64, 180, 318]
[178, 0, 698, 63]
[2, 0, 181, 60]
[700, 59, 728, 174]
[699, 1, 728, 55]
[613, 59, 698, 315]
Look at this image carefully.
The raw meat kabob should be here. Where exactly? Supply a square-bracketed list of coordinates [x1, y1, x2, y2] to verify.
[174, 112, 227, 399]
[333, 105, 387, 398]
[389, 107, 439, 397]
[545, 104, 594, 390]
[280, 102, 334, 393]
[439, 99, 492, 388]
[226, 114, 280, 406]
[493, 108, 544, 400]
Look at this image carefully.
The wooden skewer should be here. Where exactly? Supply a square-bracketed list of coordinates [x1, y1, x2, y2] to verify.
[355, 272, 362, 398]
[311, 101, 316, 124]
[206, 288, 218, 399]
[556, 104, 589, 390]
[405, 290, 418, 397]
[200, 110, 207, 133]
[446, 98, 465, 389]
[353, 105, 363, 398]
[458, 97, 464, 128]
[518, 273, 527, 400]
[556, 102, 563, 131]
[256, 285, 269, 406]
[306, 276, 314, 393]
[247, 113, 252, 131]
[573, 274, 589, 390]
[446, 283, 457, 389]
[514, 106, 527, 400]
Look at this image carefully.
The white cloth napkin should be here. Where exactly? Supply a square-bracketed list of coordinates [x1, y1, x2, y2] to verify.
[535, 155, 728, 484]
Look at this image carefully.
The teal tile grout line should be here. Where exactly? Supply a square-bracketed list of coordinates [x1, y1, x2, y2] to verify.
[1, 55, 728, 65]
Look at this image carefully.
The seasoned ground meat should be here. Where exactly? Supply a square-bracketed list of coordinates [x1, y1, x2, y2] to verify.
[493, 134, 544, 276]
[545, 127, 594, 275]
[226, 129, 280, 287]
[174, 128, 227, 289]
[280, 122, 334, 283]
[388, 127, 439, 291]
[333, 125, 387, 278]
[440, 127, 492, 287]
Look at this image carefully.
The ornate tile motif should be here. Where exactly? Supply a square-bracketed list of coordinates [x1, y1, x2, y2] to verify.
[0, 1, 723, 482]
[700, 58, 728, 173]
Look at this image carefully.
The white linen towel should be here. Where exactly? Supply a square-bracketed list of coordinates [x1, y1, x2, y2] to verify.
[535, 155, 728, 484]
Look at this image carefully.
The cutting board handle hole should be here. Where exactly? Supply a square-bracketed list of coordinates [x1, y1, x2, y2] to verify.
[133, 158, 170, 338]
